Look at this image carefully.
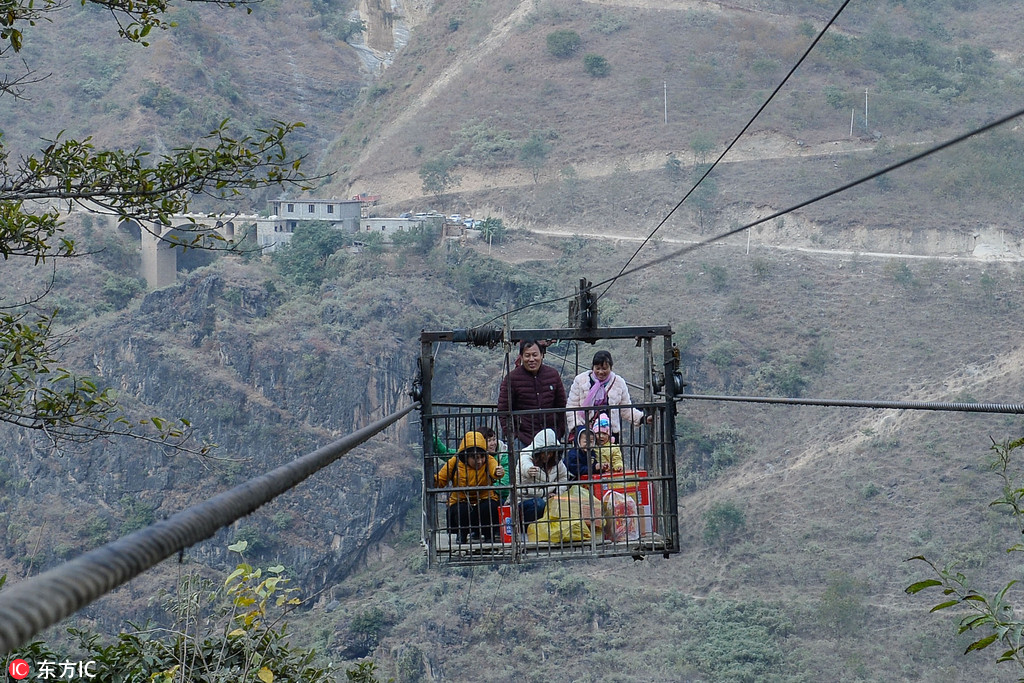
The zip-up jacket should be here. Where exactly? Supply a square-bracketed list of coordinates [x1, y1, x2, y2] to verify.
[497, 363, 567, 445]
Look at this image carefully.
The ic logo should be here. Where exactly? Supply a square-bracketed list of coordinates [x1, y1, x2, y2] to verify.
[8, 658, 30, 679]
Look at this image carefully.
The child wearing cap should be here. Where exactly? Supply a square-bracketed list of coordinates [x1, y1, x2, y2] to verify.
[434, 431, 506, 543]
[591, 413, 624, 473]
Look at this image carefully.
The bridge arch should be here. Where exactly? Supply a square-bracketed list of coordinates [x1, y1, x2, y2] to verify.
[137, 214, 255, 288]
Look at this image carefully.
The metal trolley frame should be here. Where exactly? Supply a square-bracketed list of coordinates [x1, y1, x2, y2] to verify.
[418, 323, 682, 566]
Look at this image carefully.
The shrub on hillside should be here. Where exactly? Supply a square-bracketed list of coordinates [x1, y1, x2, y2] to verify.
[546, 30, 581, 58]
[818, 571, 869, 637]
[102, 275, 146, 309]
[747, 360, 807, 398]
[591, 13, 628, 34]
[447, 250, 547, 308]
[678, 418, 752, 492]
[703, 501, 746, 545]
[885, 260, 913, 284]
[704, 263, 728, 292]
[330, 18, 366, 43]
[583, 53, 610, 77]
[455, 120, 518, 167]
[662, 597, 793, 679]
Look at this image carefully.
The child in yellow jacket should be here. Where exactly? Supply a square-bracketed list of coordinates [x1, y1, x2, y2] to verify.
[434, 431, 505, 542]
[591, 413, 624, 473]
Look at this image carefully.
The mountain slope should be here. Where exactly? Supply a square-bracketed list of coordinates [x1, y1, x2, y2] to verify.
[326, 0, 1024, 260]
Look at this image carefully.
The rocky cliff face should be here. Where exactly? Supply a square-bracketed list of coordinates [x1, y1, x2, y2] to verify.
[0, 258, 428, 622]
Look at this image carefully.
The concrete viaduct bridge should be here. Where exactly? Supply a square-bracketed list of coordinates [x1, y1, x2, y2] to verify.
[122, 213, 263, 289]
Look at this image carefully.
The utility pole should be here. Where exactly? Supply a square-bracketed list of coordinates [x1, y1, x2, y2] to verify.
[850, 108, 854, 137]
[664, 81, 668, 124]
[864, 88, 868, 130]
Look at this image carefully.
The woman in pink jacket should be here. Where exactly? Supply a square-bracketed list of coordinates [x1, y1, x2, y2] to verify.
[566, 350, 648, 440]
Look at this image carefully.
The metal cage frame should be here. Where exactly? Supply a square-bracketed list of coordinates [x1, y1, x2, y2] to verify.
[419, 325, 681, 566]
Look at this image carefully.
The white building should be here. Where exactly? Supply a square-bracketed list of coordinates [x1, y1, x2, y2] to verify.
[358, 217, 425, 238]
[256, 198, 363, 251]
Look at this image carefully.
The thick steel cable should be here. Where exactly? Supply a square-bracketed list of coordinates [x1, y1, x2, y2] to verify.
[0, 403, 418, 654]
[679, 394, 1024, 414]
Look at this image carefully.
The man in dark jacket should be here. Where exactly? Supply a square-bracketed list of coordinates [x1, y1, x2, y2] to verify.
[497, 339, 567, 449]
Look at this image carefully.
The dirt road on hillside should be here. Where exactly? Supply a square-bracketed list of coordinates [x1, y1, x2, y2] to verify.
[362, 0, 1021, 212]
[356, 1, 1024, 262]
[516, 225, 1024, 263]
[359, 132, 880, 205]
[355, 0, 881, 205]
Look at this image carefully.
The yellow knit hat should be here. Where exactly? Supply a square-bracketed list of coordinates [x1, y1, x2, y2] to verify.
[457, 431, 488, 453]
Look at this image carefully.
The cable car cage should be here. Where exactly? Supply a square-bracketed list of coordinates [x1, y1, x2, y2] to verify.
[417, 320, 682, 566]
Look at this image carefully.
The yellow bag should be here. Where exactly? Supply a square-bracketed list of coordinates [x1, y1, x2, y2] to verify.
[527, 485, 603, 543]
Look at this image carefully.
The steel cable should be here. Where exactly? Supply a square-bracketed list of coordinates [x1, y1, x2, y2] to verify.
[0, 403, 418, 654]
[590, 104, 1024, 294]
[678, 394, 1024, 414]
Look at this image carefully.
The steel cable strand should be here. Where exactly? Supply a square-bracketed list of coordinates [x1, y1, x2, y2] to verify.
[0, 403, 417, 654]
[678, 394, 1024, 414]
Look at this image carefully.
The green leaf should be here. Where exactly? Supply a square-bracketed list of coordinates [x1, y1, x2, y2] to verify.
[224, 567, 246, 586]
[930, 600, 961, 612]
[995, 580, 1018, 601]
[227, 540, 248, 553]
[965, 633, 999, 653]
[906, 579, 943, 594]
